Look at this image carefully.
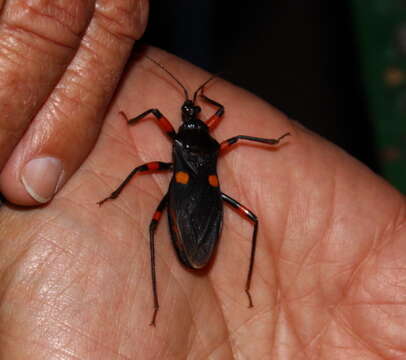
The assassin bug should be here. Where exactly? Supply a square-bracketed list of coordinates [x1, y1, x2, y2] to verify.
[98, 56, 290, 326]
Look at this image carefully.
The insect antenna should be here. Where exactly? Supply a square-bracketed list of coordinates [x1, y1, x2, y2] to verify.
[145, 55, 189, 100]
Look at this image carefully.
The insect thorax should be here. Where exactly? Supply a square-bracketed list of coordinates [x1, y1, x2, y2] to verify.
[173, 130, 219, 174]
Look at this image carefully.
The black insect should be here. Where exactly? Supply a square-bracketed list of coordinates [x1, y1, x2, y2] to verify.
[98, 56, 290, 326]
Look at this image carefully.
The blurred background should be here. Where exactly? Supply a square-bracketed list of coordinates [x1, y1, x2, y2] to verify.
[142, 0, 406, 193]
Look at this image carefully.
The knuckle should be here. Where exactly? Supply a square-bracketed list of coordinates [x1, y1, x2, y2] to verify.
[94, 0, 149, 42]
[2, 0, 95, 49]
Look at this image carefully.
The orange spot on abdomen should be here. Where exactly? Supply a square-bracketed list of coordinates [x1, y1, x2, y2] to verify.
[175, 171, 190, 184]
[208, 175, 219, 187]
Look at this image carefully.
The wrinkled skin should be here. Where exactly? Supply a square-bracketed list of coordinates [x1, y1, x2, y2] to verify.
[1, 47, 405, 359]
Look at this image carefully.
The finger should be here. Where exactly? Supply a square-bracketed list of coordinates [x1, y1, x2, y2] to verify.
[0, 0, 149, 205]
[0, 0, 96, 170]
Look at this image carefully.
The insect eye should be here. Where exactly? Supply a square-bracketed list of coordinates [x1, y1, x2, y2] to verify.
[195, 106, 201, 113]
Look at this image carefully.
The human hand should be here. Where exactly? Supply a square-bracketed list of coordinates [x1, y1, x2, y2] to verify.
[0, 0, 148, 206]
[0, 47, 405, 359]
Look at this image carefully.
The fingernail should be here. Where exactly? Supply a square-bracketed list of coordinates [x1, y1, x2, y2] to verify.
[21, 157, 63, 203]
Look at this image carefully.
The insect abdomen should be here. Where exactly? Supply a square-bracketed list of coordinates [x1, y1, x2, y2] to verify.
[167, 171, 223, 269]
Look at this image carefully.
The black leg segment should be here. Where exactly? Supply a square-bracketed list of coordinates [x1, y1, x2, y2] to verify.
[120, 109, 176, 139]
[220, 132, 291, 152]
[149, 193, 168, 326]
[221, 192, 258, 308]
[97, 162, 172, 206]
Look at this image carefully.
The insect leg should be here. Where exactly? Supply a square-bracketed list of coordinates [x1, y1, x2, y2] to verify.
[220, 132, 291, 152]
[200, 94, 224, 129]
[97, 162, 172, 206]
[119, 109, 176, 139]
[221, 192, 258, 308]
[149, 193, 168, 326]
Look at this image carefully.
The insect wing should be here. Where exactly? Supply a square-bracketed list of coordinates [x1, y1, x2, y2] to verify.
[168, 174, 223, 269]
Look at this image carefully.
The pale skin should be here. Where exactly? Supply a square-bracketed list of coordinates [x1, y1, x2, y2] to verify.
[1, 29, 406, 360]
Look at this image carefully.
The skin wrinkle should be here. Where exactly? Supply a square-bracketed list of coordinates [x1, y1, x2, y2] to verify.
[41, 308, 132, 359]
[36, 344, 88, 360]
[114, 267, 148, 360]
[252, 243, 275, 292]
[219, 221, 254, 303]
[338, 211, 401, 323]
[92, 127, 141, 164]
[202, 332, 237, 360]
[280, 295, 314, 359]
[0, 28, 45, 67]
[270, 292, 282, 357]
[94, 10, 138, 43]
[15, 0, 94, 37]
[224, 309, 277, 359]
[93, 123, 132, 151]
[94, 1, 145, 40]
[201, 270, 233, 358]
[267, 158, 291, 294]
[377, 204, 406, 253]
[197, 284, 234, 357]
[333, 302, 389, 357]
[265, 131, 294, 250]
[211, 224, 250, 308]
[374, 303, 406, 337]
[277, 154, 337, 339]
[36, 280, 129, 358]
[282, 237, 323, 298]
[203, 343, 230, 360]
[322, 274, 377, 356]
[62, 191, 144, 238]
[33, 220, 118, 277]
[43, 2, 93, 34]
[0, 238, 34, 307]
[47, 94, 89, 129]
[79, 28, 121, 67]
[297, 313, 334, 356]
[183, 292, 206, 355]
[56, 67, 102, 103]
[62, 203, 146, 259]
[5, 17, 77, 51]
[280, 250, 348, 358]
[0, 329, 86, 360]
[183, 294, 215, 358]
[1, 0, 92, 58]
[155, 249, 194, 322]
[65, 48, 119, 102]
